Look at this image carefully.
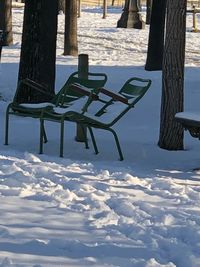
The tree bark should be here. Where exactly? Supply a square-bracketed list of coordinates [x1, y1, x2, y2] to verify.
[158, 0, 187, 150]
[17, 0, 58, 103]
[64, 0, 78, 56]
[103, 0, 107, 19]
[58, 0, 65, 14]
[145, 0, 166, 71]
[0, 0, 13, 46]
[146, 0, 152, 25]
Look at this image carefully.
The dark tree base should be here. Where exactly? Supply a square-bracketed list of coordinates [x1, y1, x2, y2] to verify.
[145, 63, 162, 71]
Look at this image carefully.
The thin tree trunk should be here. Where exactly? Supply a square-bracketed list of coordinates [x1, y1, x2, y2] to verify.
[103, 0, 107, 19]
[158, 0, 187, 150]
[64, 0, 78, 56]
[0, 0, 13, 46]
[78, 0, 81, 18]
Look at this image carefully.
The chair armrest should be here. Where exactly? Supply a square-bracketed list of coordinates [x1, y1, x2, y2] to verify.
[98, 87, 128, 104]
[20, 78, 54, 98]
[70, 83, 99, 100]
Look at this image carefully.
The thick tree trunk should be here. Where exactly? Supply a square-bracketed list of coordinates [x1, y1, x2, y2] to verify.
[64, 0, 78, 56]
[145, 0, 166, 71]
[158, 0, 187, 150]
[17, 0, 58, 103]
[0, 0, 13, 46]
[146, 0, 152, 25]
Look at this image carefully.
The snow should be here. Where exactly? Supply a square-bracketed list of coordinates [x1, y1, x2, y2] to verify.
[19, 103, 55, 108]
[0, 5, 200, 267]
[175, 111, 200, 121]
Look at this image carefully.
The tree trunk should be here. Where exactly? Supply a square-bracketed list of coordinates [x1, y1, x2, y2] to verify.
[58, 0, 65, 14]
[78, 0, 81, 18]
[17, 0, 58, 103]
[146, 0, 152, 25]
[102, 0, 107, 19]
[145, 0, 167, 71]
[0, 0, 13, 46]
[158, 0, 187, 150]
[64, 0, 78, 56]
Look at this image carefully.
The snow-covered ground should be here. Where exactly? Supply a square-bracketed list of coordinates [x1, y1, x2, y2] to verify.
[0, 6, 200, 267]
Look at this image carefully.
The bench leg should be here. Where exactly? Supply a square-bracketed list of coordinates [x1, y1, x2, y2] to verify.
[42, 123, 48, 143]
[80, 124, 89, 149]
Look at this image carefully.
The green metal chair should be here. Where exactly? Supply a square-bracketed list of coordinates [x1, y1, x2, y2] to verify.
[4, 71, 107, 150]
[40, 77, 152, 160]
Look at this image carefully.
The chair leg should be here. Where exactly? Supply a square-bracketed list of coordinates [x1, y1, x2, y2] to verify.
[60, 119, 65, 157]
[88, 126, 99, 154]
[80, 124, 89, 149]
[4, 109, 10, 145]
[42, 124, 48, 143]
[39, 119, 44, 154]
[108, 128, 124, 161]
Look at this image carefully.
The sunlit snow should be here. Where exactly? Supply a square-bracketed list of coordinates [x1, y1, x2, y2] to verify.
[0, 4, 200, 267]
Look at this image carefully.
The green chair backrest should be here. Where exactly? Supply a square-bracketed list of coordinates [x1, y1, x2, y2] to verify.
[54, 71, 107, 107]
[89, 77, 151, 126]
[119, 77, 151, 106]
